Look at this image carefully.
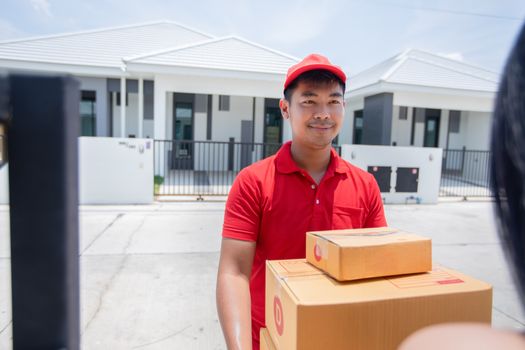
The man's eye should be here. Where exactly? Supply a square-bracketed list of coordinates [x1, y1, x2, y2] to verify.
[302, 100, 314, 104]
[331, 100, 341, 104]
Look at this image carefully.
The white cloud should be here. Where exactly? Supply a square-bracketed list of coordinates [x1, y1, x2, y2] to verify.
[30, 0, 53, 18]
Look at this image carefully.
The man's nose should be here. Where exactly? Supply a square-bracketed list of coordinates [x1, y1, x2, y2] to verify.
[313, 107, 330, 119]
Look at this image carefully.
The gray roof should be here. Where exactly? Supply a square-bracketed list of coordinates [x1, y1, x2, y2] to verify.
[348, 49, 499, 94]
[0, 20, 298, 76]
[125, 36, 298, 74]
[0, 21, 212, 69]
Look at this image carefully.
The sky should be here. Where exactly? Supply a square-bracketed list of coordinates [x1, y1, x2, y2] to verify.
[0, 0, 524, 75]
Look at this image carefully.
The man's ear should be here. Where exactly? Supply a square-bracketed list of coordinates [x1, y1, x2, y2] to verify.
[279, 98, 289, 119]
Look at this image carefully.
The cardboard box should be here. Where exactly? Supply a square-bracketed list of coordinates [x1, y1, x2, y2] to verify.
[266, 259, 492, 350]
[306, 227, 432, 281]
[260, 327, 276, 350]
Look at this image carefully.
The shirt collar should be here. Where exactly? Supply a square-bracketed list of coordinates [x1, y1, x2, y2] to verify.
[275, 141, 346, 175]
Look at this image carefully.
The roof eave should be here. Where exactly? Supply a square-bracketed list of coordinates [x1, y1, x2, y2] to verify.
[0, 58, 126, 77]
[126, 62, 285, 82]
[346, 81, 496, 100]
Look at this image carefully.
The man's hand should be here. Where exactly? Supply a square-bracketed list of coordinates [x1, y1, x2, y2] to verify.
[216, 238, 256, 350]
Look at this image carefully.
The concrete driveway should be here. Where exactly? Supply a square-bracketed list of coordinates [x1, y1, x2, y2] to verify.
[0, 200, 523, 349]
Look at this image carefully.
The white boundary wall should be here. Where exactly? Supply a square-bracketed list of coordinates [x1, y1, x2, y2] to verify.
[79, 137, 154, 204]
[341, 145, 443, 204]
[2, 137, 154, 205]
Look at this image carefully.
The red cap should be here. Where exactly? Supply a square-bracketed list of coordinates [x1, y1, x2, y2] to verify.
[284, 53, 346, 91]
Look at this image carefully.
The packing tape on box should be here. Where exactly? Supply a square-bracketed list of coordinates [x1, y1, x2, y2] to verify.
[274, 275, 285, 299]
[316, 237, 328, 260]
[321, 230, 398, 241]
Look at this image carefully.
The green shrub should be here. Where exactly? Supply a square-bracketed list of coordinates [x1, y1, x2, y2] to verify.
[154, 175, 164, 193]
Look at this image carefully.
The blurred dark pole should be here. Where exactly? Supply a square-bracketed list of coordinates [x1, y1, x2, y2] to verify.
[0, 77, 8, 168]
[7, 75, 80, 349]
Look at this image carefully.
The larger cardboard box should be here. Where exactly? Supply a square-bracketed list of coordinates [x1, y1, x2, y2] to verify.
[260, 327, 276, 350]
[306, 227, 432, 281]
[266, 259, 492, 350]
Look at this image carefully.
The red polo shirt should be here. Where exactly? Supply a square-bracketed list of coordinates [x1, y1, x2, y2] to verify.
[222, 141, 387, 349]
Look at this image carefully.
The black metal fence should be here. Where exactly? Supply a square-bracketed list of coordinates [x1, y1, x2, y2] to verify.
[154, 139, 343, 197]
[154, 141, 492, 198]
[154, 139, 282, 196]
[440, 148, 492, 198]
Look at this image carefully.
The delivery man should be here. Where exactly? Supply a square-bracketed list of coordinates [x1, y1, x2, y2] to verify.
[216, 53, 387, 350]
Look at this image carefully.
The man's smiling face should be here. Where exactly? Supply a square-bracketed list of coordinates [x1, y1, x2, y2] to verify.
[280, 80, 345, 149]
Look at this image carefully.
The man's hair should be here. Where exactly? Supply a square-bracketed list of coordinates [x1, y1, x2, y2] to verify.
[283, 69, 346, 101]
[491, 22, 525, 311]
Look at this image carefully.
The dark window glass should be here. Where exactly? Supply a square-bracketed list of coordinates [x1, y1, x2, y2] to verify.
[353, 110, 363, 144]
[219, 95, 230, 111]
[449, 110, 461, 133]
[399, 106, 408, 120]
[80, 90, 96, 136]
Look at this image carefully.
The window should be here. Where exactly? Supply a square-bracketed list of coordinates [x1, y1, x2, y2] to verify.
[353, 110, 363, 144]
[399, 106, 408, 120]
[219, 95, 230, 111]
[449, 110, 461, 133]
[80, 90, 96, 136]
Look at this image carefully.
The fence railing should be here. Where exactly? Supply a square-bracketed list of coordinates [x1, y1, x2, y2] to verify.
[154, 139, 282, 196]
[154, 141, 493, 198]
[440, 148, 492, 197]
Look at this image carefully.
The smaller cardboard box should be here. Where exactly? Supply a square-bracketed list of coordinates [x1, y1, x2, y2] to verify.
[306, 227, 432, 281]
[266, 259, 492, 350]
[260, 327, 277, 350]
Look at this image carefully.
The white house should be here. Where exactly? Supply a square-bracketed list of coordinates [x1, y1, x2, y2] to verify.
[0, 24, 499, 154]
[0, 20, 298, 147]
[342, 49, 499, 152]
[0, 23, 498, 199]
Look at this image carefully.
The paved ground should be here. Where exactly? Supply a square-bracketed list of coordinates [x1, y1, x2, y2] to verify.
[0, 199, 524, 349]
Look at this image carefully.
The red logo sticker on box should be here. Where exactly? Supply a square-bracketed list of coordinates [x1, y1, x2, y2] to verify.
[314, 243, 322, 262]
[274, 296, 284, 336]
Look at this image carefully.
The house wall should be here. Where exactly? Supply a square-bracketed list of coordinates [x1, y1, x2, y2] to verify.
[464, 111, 491, 151]
[341, 98, 364, 144]
[153, 74, 281, 142]
[194, 94, 208, 142]
[445, 111, 491, 151]
[112, 92, 142, 138]
[143, 120, 154, 138]
[212, 95, 254, 142]
[348, 90, 493, 152]
[439, 110, 450, 149]
[390, 106, 412, 146]
[254, 97, 265, 144]
[76, 76, 109, 137]
[362, 93, 393, 145]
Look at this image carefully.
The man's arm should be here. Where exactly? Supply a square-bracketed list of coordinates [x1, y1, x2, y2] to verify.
[216, 237, 256, 350]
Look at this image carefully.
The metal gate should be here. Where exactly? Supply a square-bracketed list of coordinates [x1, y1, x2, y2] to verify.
[154, 139, 281, 196]
[440, 148, 493, 197]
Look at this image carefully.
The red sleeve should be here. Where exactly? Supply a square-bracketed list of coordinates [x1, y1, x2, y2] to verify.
[222, 168, 261, 242]
[364, 176, 388, 228]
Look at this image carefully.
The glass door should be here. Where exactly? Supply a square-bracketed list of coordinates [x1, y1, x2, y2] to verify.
[353, 110, 363, 144]
[173, 101, 194, 169]
[423, 109, 441, 148]
[80, 90, 96, 136]
[263, 104, 282, 157]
